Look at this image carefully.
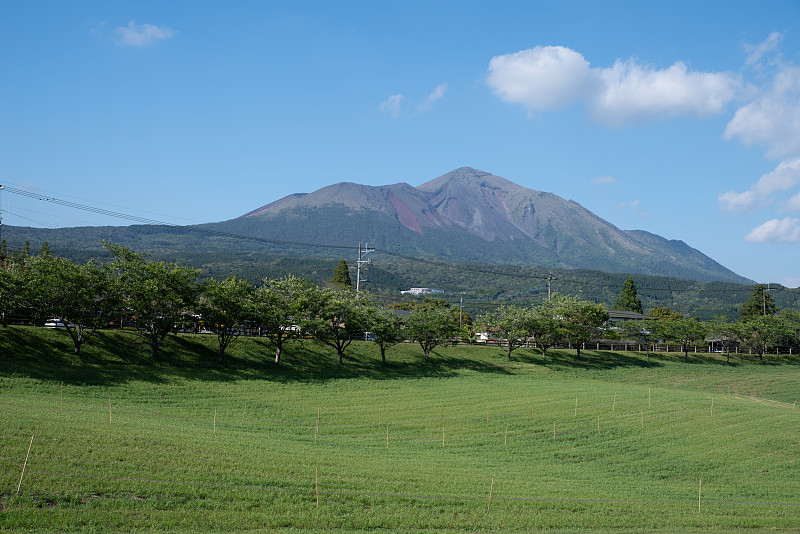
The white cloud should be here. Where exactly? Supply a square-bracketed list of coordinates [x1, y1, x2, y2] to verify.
[591, 60, 738, 126]
[487, 46, 595, 111]
[719, 158, 800, 212]
[785, 192, 800, 212]
[724, 65, 800, 159]
[590, 176, 616, 185]
[418, 83, 448, 112]
[487, 45, 739, 126]
[380, 94, 405, 118]
[116, 20, 174, 47]
[744, 217, 800, 243]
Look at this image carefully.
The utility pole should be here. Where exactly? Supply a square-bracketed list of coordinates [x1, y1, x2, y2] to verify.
[547, 271, 557, 300]
[355, 242, 374, 294]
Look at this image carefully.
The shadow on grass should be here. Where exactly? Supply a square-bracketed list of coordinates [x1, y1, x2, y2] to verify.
[3, 326, 798, 387]
[503, 347, 664, 370]
[0, 327, 516, 386]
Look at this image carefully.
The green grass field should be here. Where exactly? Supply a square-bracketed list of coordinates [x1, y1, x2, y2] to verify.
[1, 326, 798, 532]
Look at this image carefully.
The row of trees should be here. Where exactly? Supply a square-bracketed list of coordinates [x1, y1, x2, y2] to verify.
[0, 243, 458, 363]
[2, 243, 798, 365]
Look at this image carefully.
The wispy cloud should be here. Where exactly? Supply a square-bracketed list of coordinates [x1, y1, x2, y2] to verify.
[719, 158, 800, 212]
[418, 83, 448, 112]
[617, 199, 648, 219]
[381, 83, 447, 118]
[591, 176, 616, 185]
[724, 65, 800, 159]
[379, 94, 405, 118]
[744, 217, 800, 243]
[744, 31, 782, 66]
[487, 45, 739, 127]
[115, 20, 174, 47]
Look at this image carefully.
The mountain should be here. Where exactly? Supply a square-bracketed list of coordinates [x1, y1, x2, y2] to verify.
[212, 167, 750, 284]
[2, 167, 751, 284]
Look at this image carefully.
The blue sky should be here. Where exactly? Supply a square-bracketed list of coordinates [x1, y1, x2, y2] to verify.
[2, 1, 800, 286]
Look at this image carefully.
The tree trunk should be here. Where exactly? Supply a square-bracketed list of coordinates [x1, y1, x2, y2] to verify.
[575, 345, 582, 359]
[507, 344, 512, 360]
[338, 350, 344, 364]
[381, 346, 386, 365]
[274, 344, 282, 364]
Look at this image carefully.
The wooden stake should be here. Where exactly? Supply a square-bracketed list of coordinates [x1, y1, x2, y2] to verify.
[698, 478, 702, 514]
[504, 423, 508, 445]
[575, 396, 578, 417]
[613, 392, 616, 412]
[16, 435, 34, 494]
[442, 426, 445, 448]
[487, 478, 494, 513]
[316, 467, 319, 508]
[553, 421, 556, 440]
[793, 400, 796, 410]
[241, 402, 246, 428]
[531, 401, 534, 419]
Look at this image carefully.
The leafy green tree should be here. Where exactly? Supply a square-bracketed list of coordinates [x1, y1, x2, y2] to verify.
[739, 284, 777, 320]
[649, 306, 683, 321]
[612, 276, 643, 314]
[405, 307, 458, 359]
[106, 243, 199, 360]
[737, 315, 783, 362]
[26, 255, 114, 355]
[198, 277, 253, 362]
[478, 305, 531, 360]
[657, 317, 707, 360]
[528, 300, 566, 360]
[0, 250, 28, 326]
[620, 320, 655, 358]
[558, 295, 610, 359]
[366, 307, 404, 364]
[303, 286, 368, 364]
[330, 259, 352, 289]
[252, 275, 310, 364]
[707, 316, 738, 363]
[779, 309, 800, 352]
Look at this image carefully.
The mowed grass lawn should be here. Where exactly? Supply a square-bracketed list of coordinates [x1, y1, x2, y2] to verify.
[1, 326, 798, 533]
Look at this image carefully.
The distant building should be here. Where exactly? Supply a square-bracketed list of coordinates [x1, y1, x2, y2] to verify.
[400, 287, 448, 295]
[608, 310, 650, 322]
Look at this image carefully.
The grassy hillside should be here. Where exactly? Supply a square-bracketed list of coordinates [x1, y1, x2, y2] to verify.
[1, 326, 798, 532]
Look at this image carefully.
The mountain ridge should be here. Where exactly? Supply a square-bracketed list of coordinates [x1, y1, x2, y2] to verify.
[228, 166, 750, 284]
